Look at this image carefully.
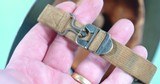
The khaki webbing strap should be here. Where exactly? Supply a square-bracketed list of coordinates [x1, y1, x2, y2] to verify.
[38, 4, 156, 84]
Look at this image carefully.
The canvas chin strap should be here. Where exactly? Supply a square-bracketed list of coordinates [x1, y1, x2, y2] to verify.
[38, 4, 156, 84]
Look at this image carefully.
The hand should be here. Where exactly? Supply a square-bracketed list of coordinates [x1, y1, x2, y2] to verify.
[0, 0, 148, 84]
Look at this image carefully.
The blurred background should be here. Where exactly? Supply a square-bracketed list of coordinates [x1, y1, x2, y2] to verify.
[0, 0, 159, 84]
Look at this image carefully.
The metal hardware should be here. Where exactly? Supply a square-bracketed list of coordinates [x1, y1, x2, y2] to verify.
[96, 33, 113, 55]
[59, 13, 87, 37]
[60, 13, 113, 55]
[76, 24, 99, 49]
[76, 24, 113, 55]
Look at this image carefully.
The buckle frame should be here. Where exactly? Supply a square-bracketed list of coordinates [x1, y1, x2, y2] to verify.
[76, 24, 113, 55]
[75, 24, 99, 49]
[60, 13, 113, 55]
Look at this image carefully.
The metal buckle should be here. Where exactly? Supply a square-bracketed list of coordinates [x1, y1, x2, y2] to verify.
[76, 24, 113, 55]
[76, 24, 99, 49]
[96, 33, 113, 55]
[60, 13, 113, 55]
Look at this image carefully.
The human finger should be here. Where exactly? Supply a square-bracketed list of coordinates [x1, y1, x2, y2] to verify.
[42, 1, 77, 73]
[75, 19, 134, 83]
[101, 45, 148, 84]
[43, 0, 104, 74]
[7, 23, 56, 68]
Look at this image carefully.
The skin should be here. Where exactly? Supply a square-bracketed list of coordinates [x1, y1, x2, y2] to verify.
[0, 0, 148, 84]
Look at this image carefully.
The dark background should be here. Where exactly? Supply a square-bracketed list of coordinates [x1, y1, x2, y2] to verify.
[143, 0, 160, 61]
